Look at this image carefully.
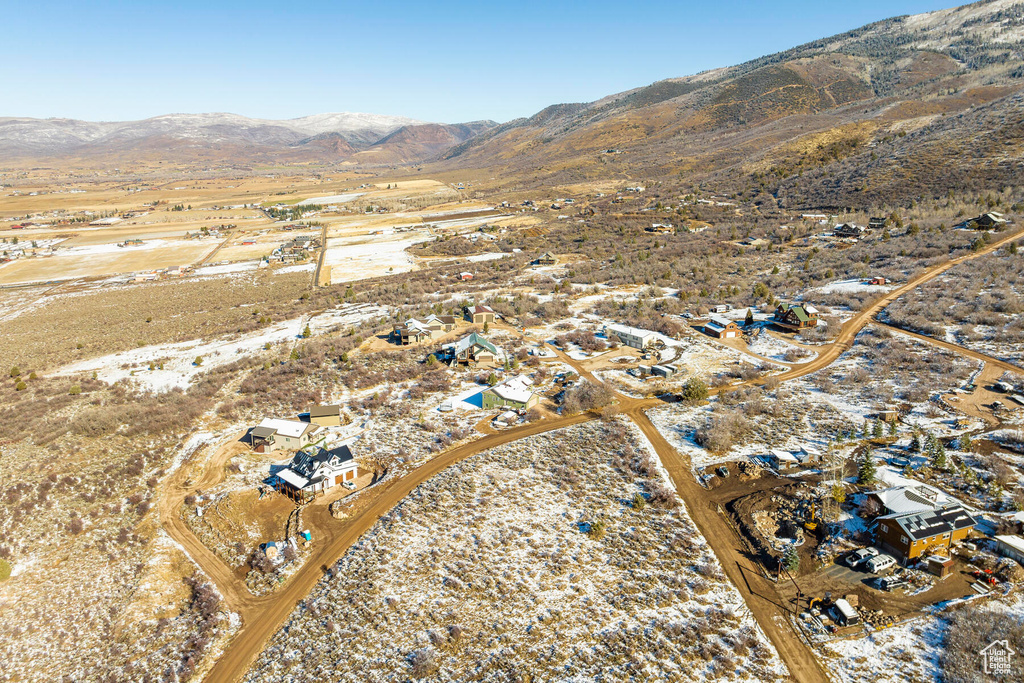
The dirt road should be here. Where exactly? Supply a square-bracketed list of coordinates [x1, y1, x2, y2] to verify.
[873, 321, 1024, 376]
[312, 224, 329, 288]
[189, 223, 1024, 682]
[160, 434, 257, 613]
[626, 406, 829, 682]
[202, 412, 595, 683]
[744, 225, 1024, 388]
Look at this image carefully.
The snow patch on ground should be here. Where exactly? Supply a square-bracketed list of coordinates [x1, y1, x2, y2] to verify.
[52, 304, 387, 392]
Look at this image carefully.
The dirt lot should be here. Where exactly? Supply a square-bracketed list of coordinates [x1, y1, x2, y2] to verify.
[776, 557, 975, 621]
[699, 460, 979, 629]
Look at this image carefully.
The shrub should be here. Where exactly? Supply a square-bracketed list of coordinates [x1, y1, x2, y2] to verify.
[0, 558, 10, 581]
[680, 377, 709, 405]
[562, 380, 614, 415]
[409, 648, 438, 678]
[68, 385, 82, 395]
[9, 366, 19, 378]
[14, 381, 26, 391]
[587, 520, 607, 540]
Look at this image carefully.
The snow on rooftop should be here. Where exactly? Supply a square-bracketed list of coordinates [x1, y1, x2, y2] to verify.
[257, 418, 311, 438]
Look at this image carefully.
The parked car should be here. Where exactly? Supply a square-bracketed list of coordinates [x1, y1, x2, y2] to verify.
[865, 553, 897, 574]
[716, 466, 730, 478]
[875, 575, 909, 591]
[342, 481, 356, 490]
[846, 547, 879, 568]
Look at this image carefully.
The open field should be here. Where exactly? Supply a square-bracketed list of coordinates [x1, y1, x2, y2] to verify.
[242, 421, 786, 682]
[0, 238, 218, 284]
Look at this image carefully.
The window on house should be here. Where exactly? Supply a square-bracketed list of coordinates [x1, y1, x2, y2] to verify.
[881, 524, 888, 533]
[902, 536, 908, 544]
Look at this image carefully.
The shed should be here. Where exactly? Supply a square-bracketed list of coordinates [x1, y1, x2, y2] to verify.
[877, 408, 899, 423]
[927, 555, 955, 578]
[768, 449, 799, 471]
[651, 365, 676, 378]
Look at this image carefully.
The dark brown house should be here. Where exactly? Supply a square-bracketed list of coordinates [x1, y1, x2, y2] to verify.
[957, 212, 1008, 230]
[833, 223, 864, 238]
[773, 303, 819, 331]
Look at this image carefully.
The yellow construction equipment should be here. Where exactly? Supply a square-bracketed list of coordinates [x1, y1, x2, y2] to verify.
[804, 501, 819, 531]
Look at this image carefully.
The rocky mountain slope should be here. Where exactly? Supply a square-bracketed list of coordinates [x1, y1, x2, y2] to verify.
[436, 0, 1024, 206]
[0, 112, 497, 165]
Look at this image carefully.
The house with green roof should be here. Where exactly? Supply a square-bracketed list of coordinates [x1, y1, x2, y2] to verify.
[773, 303, 819, 331]
[440, 332, 499, 366]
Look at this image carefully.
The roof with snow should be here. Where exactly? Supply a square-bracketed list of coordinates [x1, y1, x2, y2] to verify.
[489, 377, 536, 404]
[770, 449, 799, 463]
[257, 418, 318, 439]
[869, 485, 951, 515]
[706, 315, 735, 331]
[604, 323, 656, 340]
[995, 535, 1024, 555]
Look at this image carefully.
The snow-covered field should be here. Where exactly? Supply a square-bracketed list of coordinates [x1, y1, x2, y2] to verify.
[809, 279, 893, 296]
[242, 421, 787, 682]
[323, 230, 432, 282]
[52, 304, 387, 392]
[297, 192, 364, 205]
[193, 261, 259, 277]
[745, 331, 817, 363]
[465, 251, 510, 263]
[822, 592, 1024, 683]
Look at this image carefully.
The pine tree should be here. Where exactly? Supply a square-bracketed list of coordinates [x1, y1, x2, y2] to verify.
[932, 442, 947, 470]
[745, 308, 754, 327]
[959, 433, 973, 452]
[872, 421, 884, 438]
[910, 431, 922, 452]
[858, 452, 877, 484]
[783, 545, 800, 573]
[888, 420, 898, 437]
[302, 324, 312, 338]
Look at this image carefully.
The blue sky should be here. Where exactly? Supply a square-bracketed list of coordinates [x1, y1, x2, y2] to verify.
[2, 0, 957, 123]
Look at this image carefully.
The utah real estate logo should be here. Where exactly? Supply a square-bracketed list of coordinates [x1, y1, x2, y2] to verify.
[981, 639, 1015, 676]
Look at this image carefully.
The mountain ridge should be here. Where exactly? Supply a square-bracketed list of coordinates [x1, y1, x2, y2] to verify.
[0, 111, 498, 165]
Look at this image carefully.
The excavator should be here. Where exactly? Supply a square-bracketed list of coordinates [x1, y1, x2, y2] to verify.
[803, 501, 820, 532]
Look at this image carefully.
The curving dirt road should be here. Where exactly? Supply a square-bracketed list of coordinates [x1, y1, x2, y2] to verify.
[201, 412, 596, 682]
[873, 321, 1024, 376]
[184, 224, 1024, 683]
[740, 225, 1024, 390]
[160, 433, 258, 613]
